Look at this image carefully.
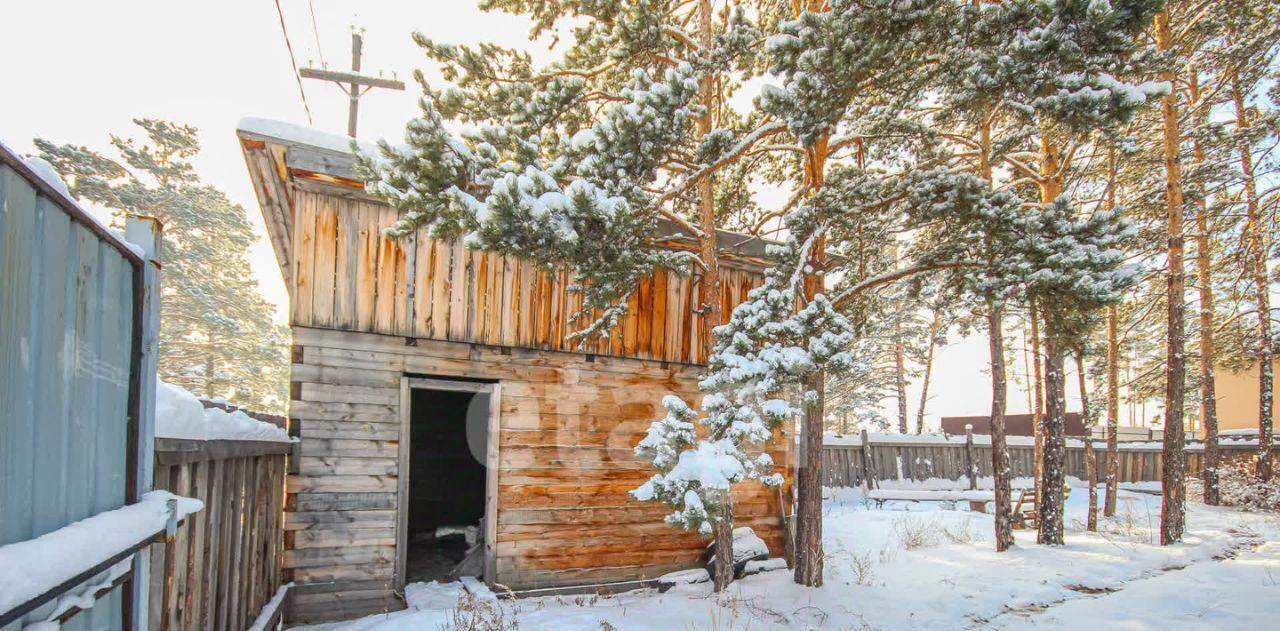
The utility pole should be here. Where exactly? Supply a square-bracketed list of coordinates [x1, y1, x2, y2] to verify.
[300, 30, 405, 137]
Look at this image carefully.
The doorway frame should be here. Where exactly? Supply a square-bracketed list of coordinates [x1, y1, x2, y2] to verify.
[396, 377, 502, 591]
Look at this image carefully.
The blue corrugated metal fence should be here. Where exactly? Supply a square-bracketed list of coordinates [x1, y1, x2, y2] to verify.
[0, 142, 157, 630]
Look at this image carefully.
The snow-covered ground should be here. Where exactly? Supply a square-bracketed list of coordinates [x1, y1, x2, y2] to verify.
[303, 487, 1279, 630]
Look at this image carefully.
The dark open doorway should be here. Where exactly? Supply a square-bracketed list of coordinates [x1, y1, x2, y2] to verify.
[404, 386, 490, 585]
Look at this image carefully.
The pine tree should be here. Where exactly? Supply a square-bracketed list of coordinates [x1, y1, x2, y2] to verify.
[938, 0, 1163, 544]
[1095, 0, 1278, 524]
[1217, 0, 1280, 481]
[356, 0, 788, 590]
[758, 0, 944, 585]
[1153, 4, 1191, 545]
[927, 0, 1160, 546]
[1105, 302, 1121, 516]
[35, 119, 290, 411]
[1077, 349, 1099, 531]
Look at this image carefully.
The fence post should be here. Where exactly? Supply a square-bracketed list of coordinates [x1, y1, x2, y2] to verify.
[125, 215, 162, 630]
[964, 425, 977, 490]
[160, 499, 178, 631]
[860, 429, 878, 490]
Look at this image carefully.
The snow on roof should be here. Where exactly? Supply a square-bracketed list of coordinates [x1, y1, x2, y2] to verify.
[155, 380, 293, 443]
[1219, 428, 1259, 436]
[233, 119, 776, 258]
[0, 491, 203, 616]
[237, 117, 378, 155]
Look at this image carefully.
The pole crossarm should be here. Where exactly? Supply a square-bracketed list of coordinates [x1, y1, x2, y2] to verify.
[298, 67, 405, 91]
[300, 32, 404, 137]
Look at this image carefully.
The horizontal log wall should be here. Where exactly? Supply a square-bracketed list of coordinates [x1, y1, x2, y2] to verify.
[823, 439, 1277, 487]
[290, 190, 763, 365]
[286, 326, 792, 623]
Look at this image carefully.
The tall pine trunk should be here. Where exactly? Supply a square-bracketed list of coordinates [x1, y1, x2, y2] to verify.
[1231, 71, 1274, 481]
[916, 313, 941, 434]
[1156, 7, 1187, 545]
[1030, 304, 1045, 493]
[1037, 332, 1067, 545]
[794, 137, 829, 587]
[692, 0, 734, 592]
[989, 305, 1015, 551]
[978, 111, 1014, 551]
[1077, 352, 1098, 531]
[894, 323, 909, 433]
[1105, 304, 1120, 516]
[1103, 145, 1120, 517]
[1032, 126, 1059, 501]
[892, 242, 909, 434]
[1191, 72, 1220, 504]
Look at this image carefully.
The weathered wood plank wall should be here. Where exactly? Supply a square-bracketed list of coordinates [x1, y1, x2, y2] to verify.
[286, 326, 792, 622]
[289, 190, 763, 365]
[148, 439, 289, 631]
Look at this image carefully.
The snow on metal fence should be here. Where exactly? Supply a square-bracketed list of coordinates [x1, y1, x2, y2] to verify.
[0, 142, 162, 630]
[822, 431, 1278, 488]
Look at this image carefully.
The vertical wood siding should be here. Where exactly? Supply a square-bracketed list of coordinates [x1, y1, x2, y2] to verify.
[147, 443, 288, 631]
[288, 191, 763, 365]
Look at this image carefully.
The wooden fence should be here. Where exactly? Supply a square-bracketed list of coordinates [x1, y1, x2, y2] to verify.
[823, 433, 1275, 488]
[148, 438, 291, 631]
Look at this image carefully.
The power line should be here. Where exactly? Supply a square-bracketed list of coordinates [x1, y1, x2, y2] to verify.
[274, 0, 314, 125]
[308, 0, 326, 67]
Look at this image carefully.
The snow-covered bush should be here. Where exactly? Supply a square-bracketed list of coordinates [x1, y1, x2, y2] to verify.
[850, 551, 876, 585]
[444, 591, 518, 631]
[1216, 458, 1280, 512]
[892, 514, 943, 550]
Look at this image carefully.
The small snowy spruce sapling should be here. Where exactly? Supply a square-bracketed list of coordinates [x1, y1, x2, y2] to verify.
[632, 213, 856, 537]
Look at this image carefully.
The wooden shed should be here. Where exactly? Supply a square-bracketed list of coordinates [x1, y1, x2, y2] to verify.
[236, 120, 793, 622]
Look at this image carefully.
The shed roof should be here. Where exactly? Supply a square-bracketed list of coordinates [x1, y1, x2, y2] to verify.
[236, 118, 776, 288]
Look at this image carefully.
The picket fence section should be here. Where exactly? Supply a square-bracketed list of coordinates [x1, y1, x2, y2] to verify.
[148, 437, 291, 631]
[822, 433, 1272, 488]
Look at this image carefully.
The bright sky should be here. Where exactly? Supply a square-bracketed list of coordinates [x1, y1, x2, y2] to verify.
[2, 0, 1131, 430]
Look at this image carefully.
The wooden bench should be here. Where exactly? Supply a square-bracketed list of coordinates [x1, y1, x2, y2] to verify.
[866, 489, 996, 511]
[1012, 484, 1072, 530]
